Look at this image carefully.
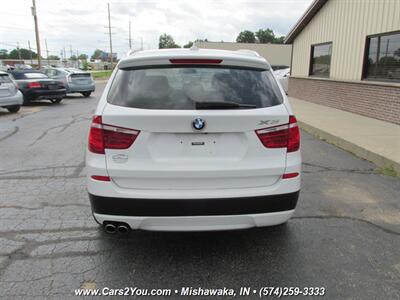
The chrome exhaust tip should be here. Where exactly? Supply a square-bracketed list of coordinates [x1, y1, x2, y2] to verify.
[104, 223, 117, 234]
[117, 224, 129, 233]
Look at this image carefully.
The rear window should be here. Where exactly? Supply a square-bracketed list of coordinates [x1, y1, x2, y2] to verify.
[23, 73, 48, 79]
[108, 66, 283, 110]
[0, 74, 12, 83]
[11, 72, 48, 79]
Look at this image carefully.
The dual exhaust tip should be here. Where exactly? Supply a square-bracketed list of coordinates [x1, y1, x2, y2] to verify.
[104, 222, 130, 234]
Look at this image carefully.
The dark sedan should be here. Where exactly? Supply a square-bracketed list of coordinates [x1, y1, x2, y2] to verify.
[9, 70, 66, 105]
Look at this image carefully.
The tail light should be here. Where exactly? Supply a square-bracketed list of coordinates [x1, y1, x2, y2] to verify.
[28, 82, 41, 88]
[88, 116, 140, 154]
[255, 115, 300, 152]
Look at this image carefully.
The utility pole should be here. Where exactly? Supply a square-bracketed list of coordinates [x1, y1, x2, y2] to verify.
[31, 0, 42, 69]
[45, 39, 49, 65]
[140, 37, 143, 50]
[107, 3, 114, 69]
[28, 40, 33, 65]
[16, 42, 21, 60]
[76, 50, 79, 68]
[69, 45, 73, 59]
[63, 46, 66, 66]
[128, 20, 132, 49]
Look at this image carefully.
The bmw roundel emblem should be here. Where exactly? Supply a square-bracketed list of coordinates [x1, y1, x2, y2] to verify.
[193, 118, 205, 130]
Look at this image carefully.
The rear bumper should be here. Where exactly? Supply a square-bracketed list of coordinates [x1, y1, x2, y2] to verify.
[0, 91, 23, 107]
[23, 88, 66, 100]
[89, 192, 299, 216]
[93, 209, 296, 231]
[67, 82, 95, 93]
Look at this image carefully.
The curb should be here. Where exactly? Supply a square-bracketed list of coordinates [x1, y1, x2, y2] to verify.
[297, 120, 400, 176]
[94, 79, 109, 84]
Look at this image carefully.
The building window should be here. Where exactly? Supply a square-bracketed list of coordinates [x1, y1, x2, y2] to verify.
[309, 42, 332, 78]
[363, 31, 400, 82]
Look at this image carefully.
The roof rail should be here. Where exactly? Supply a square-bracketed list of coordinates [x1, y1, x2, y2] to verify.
[235, 49, 261, 57]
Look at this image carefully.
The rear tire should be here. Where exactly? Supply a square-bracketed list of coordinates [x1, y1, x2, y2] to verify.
[81, 92, 92, 98]
[6, 105, 21, 113]
[50, 98, 62, 104]
[23, 96, 30, 105]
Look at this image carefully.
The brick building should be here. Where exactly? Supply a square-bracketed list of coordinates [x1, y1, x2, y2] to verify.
[285, 0, 400, 125]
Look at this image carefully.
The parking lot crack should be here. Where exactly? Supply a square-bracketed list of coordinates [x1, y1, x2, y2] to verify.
[293, 215, 400, 236]
[0, 126, 19, 142]
[0, 203, 90, 211]
[28, 114, 89, 146]
[302, 162, 375, 174]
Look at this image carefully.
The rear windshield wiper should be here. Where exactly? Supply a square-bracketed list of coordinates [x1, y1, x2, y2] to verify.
[195, 100, 256, 110]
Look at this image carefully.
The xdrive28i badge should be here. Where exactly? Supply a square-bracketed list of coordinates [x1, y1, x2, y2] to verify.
[192, 118, 205, 130]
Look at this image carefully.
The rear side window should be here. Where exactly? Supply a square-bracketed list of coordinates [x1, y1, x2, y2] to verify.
[108, 66, 283, 110]
[0, 74, 12, 83]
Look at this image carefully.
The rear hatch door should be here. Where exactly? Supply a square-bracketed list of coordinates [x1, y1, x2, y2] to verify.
[103, 104, 289, 190]
[102, 64, 288, 190]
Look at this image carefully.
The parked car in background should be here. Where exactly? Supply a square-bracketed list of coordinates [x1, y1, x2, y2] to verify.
[42, 67, 95, 97]
[9, 70, 66, 105]
[0, 71, 23, 113]
[274, 68, 290, 94]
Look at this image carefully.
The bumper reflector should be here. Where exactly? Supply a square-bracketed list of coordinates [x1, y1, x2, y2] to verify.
[91, 175, 111, 182]
[282, 172, 299, 179]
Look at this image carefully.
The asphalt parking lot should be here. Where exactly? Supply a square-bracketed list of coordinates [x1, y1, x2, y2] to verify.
[0, 82, 399, 299]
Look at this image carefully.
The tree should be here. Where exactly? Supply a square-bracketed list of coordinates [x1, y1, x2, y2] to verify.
[47, 55, 60, 60]
[0, 49, 8, 59]
[184, 39, 209, 48]
[70, 55, 78, 61]
[236, 30, 256, 43]
[274, 36, 285, 44]
[159, 34, 181, 49]
[8, 48, 37, 59]
[82, 60, 90, 70]
[183, 41, 193, 48]
[78, 54, 88, 60]
[238, 29, 285, 44]
[255, 29, 275, 43]
[91, 49, 105, 60]
[195, 38, 208, 43]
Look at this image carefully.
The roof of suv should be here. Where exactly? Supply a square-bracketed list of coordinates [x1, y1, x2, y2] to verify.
[119, 48, 271, 70]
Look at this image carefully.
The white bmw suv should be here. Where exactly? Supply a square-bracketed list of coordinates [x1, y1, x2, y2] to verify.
[86, 48, 301, 233]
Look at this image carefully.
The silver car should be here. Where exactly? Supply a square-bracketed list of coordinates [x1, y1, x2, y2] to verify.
[274, 68, 290, 94]
[42, 68, 95, 97]
[0, 71, 23, 113]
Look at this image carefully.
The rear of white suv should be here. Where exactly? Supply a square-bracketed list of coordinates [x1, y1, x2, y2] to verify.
[86, 48, 301, 232]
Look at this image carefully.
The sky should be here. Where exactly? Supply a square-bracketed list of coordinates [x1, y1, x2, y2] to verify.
[0, 0, 313, 59]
